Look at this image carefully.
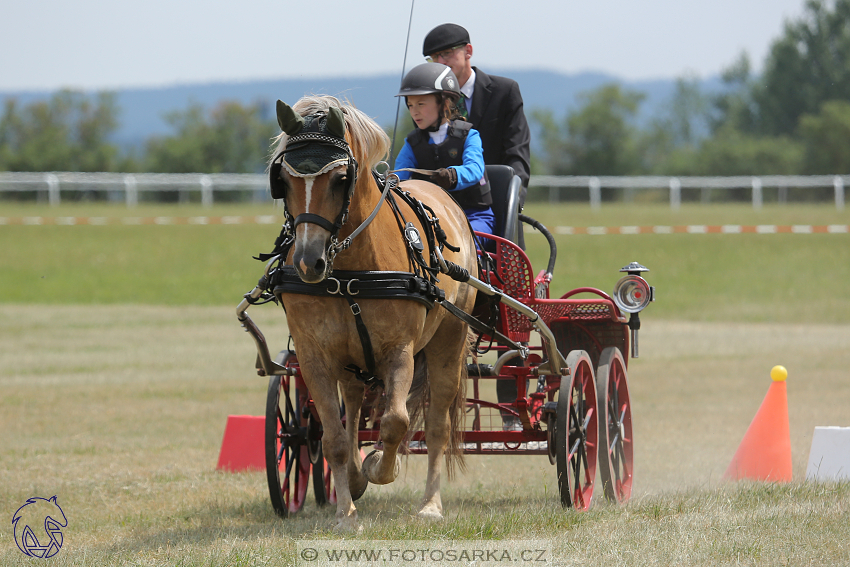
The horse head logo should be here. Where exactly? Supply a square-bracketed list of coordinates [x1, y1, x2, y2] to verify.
[12, 496, 67, 558]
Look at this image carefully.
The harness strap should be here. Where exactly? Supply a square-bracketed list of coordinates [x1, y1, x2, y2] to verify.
[272, 266, 444, 309]
[294, 212, 337, 233]
[340, 292, 384, 391]
[254, 223, 295, 262]
[438, 298, 527, 353]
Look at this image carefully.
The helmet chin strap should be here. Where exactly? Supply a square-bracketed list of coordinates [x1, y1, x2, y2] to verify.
[424, 119, 442, 133]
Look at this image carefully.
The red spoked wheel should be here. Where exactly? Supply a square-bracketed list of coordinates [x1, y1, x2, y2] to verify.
[306, 409, 336, 506]
[312, 453, 336, 506]
[265, 351, 310, 517]
[311, 423, 368, 506]
[555, 350, 598, 510]
[596, 347, 634, 503]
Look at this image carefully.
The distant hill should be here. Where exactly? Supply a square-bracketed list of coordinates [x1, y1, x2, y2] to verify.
[0, 70, 723, 151]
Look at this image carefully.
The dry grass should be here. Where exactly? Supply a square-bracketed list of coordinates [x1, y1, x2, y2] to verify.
[2, 305, 850, 565]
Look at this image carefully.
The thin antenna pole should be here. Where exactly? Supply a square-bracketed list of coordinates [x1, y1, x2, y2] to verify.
[390, 0, 416, 168]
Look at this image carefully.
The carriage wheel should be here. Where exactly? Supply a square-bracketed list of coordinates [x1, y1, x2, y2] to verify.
[307, 411, 336, 506]
[312, 452, 336, 506]
[596, 347, 634, 504]
[265, 352, 310, 517]
[555, 350, 598, 510]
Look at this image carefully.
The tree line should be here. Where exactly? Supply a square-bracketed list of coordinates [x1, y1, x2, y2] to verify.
[0, 93, 277, 174]
[2, 0, 849, 178]
[533, 0, 850, 177]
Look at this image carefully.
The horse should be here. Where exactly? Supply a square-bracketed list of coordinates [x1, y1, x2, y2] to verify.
[268, 95, 478, 531]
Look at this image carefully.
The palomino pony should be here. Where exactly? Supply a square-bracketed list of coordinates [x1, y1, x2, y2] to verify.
[268, 95, 477, 531]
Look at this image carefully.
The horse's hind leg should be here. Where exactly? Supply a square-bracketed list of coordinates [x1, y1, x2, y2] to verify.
[361, 344, 415, 485]
[417, 324, 468, 520]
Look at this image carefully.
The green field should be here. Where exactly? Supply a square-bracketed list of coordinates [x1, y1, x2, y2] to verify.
[3, 202, 850, 323]
[2, 202, 850, 565]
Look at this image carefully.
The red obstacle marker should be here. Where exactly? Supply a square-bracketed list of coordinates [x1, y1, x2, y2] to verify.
[724, 366, 792, 482]
[216, 415, 265, 472]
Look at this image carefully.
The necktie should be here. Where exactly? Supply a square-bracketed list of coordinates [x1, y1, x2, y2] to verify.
[456, 94, 468, 119]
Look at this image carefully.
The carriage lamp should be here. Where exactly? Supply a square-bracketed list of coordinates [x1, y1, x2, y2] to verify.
[612, 262, 654, 358]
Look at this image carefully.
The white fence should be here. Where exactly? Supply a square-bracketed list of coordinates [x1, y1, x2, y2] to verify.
[0, 171, 846, 210]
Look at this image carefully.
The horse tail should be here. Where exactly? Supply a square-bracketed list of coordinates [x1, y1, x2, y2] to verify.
[404, 351, 428, 447]
[405, 351, 429, 452]
[445, 351, 468, 480]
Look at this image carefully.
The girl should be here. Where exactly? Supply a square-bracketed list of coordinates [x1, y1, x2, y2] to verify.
[394, 63, 495, 234]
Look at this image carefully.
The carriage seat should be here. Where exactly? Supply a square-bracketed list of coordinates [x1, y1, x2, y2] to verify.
[485, 164, 522, 244]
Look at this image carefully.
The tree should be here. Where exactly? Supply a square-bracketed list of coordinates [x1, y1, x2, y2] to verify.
[709, 52, 759, 135]
[798, 99, 850, 173]
[662, 127, 804, 176]
[144, 100, 277, 173]
[532, 84, 645, 175]
[755, 0, 850, 136]
[0, 90, 120, 172]
[643, 76, 713, 173]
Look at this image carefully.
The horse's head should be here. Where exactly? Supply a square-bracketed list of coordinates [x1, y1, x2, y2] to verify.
[270, 100, 357, 283]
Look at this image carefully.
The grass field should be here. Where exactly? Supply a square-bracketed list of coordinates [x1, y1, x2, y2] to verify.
[3, 201, 849, 322]
[2, 202, 850, 565]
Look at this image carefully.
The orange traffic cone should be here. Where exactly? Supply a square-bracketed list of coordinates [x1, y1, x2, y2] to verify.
[216, 415, 265, 472]
[724, 366, 792, 482]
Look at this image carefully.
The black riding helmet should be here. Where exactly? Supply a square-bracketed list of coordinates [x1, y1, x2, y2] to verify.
[395, 62, 461, 102]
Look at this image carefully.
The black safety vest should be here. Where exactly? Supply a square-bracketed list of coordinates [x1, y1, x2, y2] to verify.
[406, 121, 492, 209]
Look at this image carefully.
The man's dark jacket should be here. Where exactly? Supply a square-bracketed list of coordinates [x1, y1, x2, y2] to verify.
[467, 66, 531, 204]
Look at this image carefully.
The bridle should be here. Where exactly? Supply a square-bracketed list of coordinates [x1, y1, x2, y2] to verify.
[269, 126, 360, 270]
[270, 122, 404, 273]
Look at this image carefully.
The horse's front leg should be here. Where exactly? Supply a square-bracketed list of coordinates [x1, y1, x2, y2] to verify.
[339, 380, 368, 500]
[302, 366, 361, 532]
[361, 345, 414, 485]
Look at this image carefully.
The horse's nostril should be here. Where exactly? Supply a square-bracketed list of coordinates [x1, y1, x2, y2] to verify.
[314, 258, 326, 274]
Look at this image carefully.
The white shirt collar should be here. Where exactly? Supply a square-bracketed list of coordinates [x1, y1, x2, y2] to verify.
[460, 68, 476, 99]
[428, 121, 449, 144]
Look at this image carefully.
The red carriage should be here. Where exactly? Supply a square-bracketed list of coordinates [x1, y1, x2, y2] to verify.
[236, 97, 654, 527]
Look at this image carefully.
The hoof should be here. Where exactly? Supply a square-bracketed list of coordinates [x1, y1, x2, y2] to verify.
[361, 450, 400, 485]
[333, 512, 361, 533]
[350, 473, 369, 501]
[416, 506, 444, 521]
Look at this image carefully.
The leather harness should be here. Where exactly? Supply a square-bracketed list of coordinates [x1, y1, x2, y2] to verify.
[257, 162, 518, 391]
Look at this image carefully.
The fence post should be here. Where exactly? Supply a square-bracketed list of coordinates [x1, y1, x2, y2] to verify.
[669, 177, 681, 211]
[45, 173, 60, 206]
[200, 175, 213, 207]
[549, 184, 558, 205]
[589, 177, 601, 210]
[834, 176, 845, 211]
[751, 177, 762, 210]
[124, 174, 138, 208]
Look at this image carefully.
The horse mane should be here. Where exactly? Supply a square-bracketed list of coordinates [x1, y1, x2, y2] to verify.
[269, 95, 390, 177]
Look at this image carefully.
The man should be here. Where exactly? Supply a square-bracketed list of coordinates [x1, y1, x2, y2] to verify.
[423, 23, 531, 431]
[423, 23, 531, 205]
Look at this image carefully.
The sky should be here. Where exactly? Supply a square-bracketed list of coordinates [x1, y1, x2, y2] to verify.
[1, 0, 808, 92]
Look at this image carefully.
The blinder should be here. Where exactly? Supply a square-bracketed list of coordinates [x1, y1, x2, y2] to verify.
[269, 102, 359, 236]
[269, 156, 290, 200]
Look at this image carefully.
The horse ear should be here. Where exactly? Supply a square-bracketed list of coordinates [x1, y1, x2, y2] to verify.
[326, 106, 346, 139]
[276, 100, 304, 135]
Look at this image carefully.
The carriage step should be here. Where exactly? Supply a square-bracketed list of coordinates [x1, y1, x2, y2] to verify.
[467, 363, 495, 377]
